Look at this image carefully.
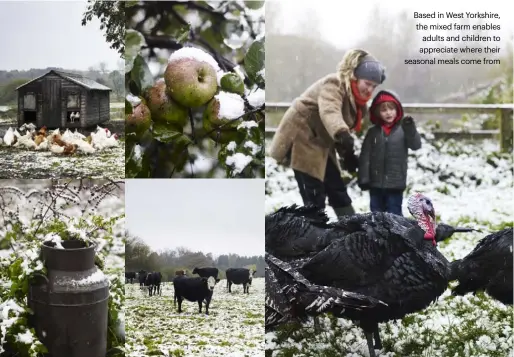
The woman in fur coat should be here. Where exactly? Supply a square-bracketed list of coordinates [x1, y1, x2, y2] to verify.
[268, 49, 386, 217]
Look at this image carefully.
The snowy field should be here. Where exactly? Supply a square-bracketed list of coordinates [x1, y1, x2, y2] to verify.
[126, 278, 265, 357]
[0, 103, 125, 178]
[265, 129, 513, 357]
[0, 144, 124, 178]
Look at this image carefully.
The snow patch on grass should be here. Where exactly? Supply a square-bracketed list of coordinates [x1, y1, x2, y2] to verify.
[126, 278, 265, 356]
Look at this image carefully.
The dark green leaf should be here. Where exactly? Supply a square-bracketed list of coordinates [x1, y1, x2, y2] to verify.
[244, 38, 265, 85]
[170, 24, 191, 44]
[130, 55, 154, 94]
[125, 99, 133, 115]
[153, 122, 192, 145]
[125, 30, 146, 72]
[125, 0, 139, 7]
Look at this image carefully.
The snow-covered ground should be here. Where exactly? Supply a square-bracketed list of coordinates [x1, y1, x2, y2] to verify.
[126, 278, 265, 357]
[0, 144, 124, 178]
[265, 129, 513, 357]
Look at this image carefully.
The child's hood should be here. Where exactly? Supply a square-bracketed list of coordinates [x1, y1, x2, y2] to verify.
[369, 89, 404, 125]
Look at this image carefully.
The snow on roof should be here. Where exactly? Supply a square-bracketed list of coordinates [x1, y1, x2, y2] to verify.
[15, 70, 111, 91]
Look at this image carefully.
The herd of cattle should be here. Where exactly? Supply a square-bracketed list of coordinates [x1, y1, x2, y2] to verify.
[126, 267, 257, 315]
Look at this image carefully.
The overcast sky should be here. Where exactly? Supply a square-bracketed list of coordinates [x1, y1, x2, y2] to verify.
[126, 180, 264, 257]
[271, 0, 513, 49]
[0, 1, 121, 71]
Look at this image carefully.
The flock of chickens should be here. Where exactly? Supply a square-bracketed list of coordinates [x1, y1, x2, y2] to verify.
[266, 194, 513, 357]
[0, 123, 119, 155]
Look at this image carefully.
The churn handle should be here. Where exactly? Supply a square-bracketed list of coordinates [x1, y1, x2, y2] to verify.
[32, 272, 52, 294]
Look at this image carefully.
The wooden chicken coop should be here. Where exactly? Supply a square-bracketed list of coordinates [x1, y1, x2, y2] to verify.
[15, 70, 111, 129]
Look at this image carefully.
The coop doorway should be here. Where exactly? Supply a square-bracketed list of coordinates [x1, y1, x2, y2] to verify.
[23, 111, 37, 124]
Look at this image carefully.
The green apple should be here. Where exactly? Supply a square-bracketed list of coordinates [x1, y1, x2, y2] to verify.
[203, 95, 246, 127]
[203, 114, 243, 144]
[220, 73, 245, 95]
[164, 58, 218, 108]
[142, 79, 188, 131]
[126, 101, 151, 138]
[244, 1, 265, 10]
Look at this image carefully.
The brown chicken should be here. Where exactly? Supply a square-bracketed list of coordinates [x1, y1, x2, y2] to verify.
[36, 126, 47, 137]
[63, 144, 77, 155]
[52, 134, 76, 155]
[34, 134, 46, 146]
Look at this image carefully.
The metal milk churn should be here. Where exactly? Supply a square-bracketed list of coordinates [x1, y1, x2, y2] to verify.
[28, 239, 109, 357]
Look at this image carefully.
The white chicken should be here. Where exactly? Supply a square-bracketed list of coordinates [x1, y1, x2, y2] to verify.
[62, 129, 74, 142]
[92, 133, 119, 151]
[50, 144, 65, 154]
[75, 139, 96, 154]
[35, 138, 49, 151]
[73, 129, 86, 140]
[14, 131, 36, 149]
[3, 127, 15, 146]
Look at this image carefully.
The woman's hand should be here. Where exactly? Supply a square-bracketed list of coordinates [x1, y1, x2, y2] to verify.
[335, 129, 354, 152]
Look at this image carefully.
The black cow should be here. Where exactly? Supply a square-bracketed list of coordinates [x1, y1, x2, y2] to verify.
[125, 271, 136, 284]
[138, 270, 147, 290]
[192, 267, 221, 283]
[173, 276, 217, 315]
[226, 268, 256, 293]
[146, 272, 162, 297]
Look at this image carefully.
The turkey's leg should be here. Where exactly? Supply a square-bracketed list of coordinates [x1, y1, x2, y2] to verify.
[365, 332, 377, 357]
[373, 324, 382, 349]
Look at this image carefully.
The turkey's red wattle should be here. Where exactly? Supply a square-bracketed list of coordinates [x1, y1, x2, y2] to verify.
[421, 216, 437, 246]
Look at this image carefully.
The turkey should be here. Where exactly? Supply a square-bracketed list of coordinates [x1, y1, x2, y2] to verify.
[266, 193, 450, 357]
[265, 205, 339, 261]
[449, 227, 513, 305]
[266, 204, 477, 262]
[265, 252, 387, 329]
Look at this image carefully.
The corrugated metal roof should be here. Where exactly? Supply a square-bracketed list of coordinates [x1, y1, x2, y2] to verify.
[15, 70, 112, 91]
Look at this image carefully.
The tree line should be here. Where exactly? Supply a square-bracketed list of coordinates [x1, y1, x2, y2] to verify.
[125, 231, 265, 282]
[0, 63, 124, 106]
[266, 2, 512, 105]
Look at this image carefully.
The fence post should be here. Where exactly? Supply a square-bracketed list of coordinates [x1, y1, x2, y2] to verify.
[500, 108, 513, 153]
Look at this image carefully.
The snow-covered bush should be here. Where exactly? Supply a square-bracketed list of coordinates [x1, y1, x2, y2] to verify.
[0, 180, 125, 357]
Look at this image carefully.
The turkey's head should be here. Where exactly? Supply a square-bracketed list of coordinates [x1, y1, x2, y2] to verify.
[407, 192, 437, 246]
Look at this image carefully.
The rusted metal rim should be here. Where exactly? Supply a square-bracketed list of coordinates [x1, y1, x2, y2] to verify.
[42, 239, 96, 251]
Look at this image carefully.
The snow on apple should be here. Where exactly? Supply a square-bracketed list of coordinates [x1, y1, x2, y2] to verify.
[215, 91, 246, 120]
[168, 47, 220, 72]
[126, 93, 141, 106]
[247, 88, 265, 107]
